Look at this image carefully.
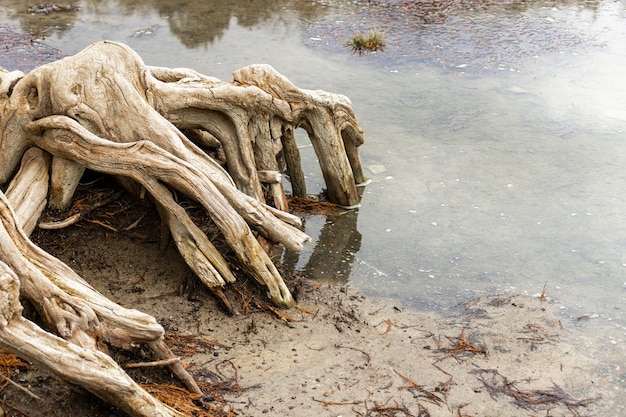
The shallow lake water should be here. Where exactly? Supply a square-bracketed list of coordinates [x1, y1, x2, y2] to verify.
[2, 0, 626, 401]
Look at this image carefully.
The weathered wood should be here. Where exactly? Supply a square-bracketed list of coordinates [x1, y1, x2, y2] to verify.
[48, 155, 86, 210]
[2, 41, 363, 303]
[27, 115, 302, 307]
[0, 70, 32, 185]
[150, 180, 237, 287]
[0, 262, 186, 417]
[4, 147, 50, 235]
[0, 41, 367, 415]
[232, 64, 366, 207]
[0, 189, 200, 394]
[281, 126, 308, 198]
[152, 60, 366, 207]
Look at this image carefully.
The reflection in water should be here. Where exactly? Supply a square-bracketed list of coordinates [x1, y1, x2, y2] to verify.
[283, 209, 362, 283]
[2, 0, 79, 37]
[0, 0, 331, 48]
[150, 0, 322, 48]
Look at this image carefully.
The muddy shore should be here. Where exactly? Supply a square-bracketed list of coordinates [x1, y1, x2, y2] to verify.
[0, 188, 613, 417]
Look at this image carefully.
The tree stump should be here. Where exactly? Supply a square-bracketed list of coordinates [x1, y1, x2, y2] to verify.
[0, 41, 366, 415]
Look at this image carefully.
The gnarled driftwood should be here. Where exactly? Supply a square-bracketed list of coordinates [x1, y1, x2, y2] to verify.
[0, 41, 365, 415]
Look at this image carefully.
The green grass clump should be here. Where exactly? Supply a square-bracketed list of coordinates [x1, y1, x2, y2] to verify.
[347, 28, 385, 55]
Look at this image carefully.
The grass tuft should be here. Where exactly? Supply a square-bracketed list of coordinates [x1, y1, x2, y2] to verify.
[347, 28, 385, 55]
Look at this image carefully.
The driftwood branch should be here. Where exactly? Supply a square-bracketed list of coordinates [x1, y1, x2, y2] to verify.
[0, 261, 186, 417]
[0, 189, 201, 392]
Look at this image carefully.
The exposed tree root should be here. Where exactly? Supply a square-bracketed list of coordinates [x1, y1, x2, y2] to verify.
[0, 40, 366, 416]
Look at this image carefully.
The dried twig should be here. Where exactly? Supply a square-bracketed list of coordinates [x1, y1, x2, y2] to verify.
[288, 197, 340, 215]
[85, 218, 119, 232]
[434, 329, 487, 362]
[517, 324, 559, 346]
[358, 399, 421, 417]
[0, 373, 41, 401]
[380, 319, 394, 335]
[471, 368, 598, 415]
[124, 357, 181, 369]
[395, 370, 444, 406]
[336, 344, 371, 364]
[312, 398, 362, 407]
[38, 190, 124, 230]
[38, 212, 81, 229]
[122, 212, 146, 231]
[435, 377, 453, 403]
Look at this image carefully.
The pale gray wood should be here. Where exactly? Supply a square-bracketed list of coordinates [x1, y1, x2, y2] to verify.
[48, 155, 85, 210]
[29, 115, 300, 306]
[232, 64, 366, 207]
[0, 190, 201, 394]
[4, 148, 50, 235]
[0, 41, 368, 415]
[0, 262, 186, 417]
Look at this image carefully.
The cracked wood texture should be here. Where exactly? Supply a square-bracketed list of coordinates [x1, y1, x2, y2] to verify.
[0, 41, 366, 416]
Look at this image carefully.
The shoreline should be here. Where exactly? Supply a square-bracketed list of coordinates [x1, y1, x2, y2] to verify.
[0, 24, 620, 417]
[204, 285, 609, 416]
